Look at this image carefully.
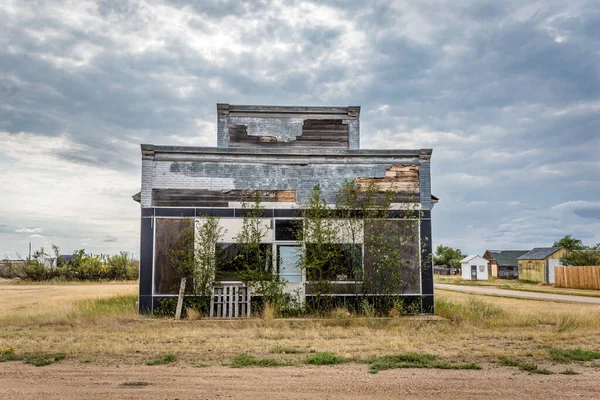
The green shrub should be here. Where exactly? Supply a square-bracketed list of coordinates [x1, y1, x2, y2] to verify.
[305, 352, 345, 365]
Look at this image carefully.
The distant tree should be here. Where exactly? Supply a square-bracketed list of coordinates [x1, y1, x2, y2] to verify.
[552, 235, 586, 251]
[432, 245, 463, 269]
[561, 251, 600, 266]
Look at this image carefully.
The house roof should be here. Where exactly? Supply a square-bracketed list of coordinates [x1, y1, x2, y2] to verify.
[460, 255, 485, 263]
[485, 250, 529, 266]
[518, 247, 563, 260]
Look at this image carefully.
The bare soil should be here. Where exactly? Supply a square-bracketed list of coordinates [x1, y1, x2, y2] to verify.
[1, 363, 598, 399]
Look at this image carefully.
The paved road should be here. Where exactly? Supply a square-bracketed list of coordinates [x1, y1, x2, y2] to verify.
[435, 283, 600, 305]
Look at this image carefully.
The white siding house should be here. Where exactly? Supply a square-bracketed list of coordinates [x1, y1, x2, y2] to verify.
[460, 255, 489, 281]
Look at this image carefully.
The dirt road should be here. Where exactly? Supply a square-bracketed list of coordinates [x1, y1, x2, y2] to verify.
[1, 363, 598, 400]
[436, 283, 600, 305]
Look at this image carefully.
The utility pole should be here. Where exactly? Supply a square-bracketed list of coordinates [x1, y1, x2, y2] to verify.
[29, 242, 31, 260]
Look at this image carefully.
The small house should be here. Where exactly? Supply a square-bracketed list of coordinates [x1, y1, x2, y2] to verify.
[517, 247, 567, 284]
[483, 250, 528, 279]
[460, 255, 489, 280]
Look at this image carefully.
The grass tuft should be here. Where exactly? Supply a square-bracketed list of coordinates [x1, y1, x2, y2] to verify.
[499, 357, 553, 374]
[0, 348, 23, 362]
[499, 357, 520, 367]
[24, 353, 66, 367]
[367, 353, 480, 374]
[231, 353, 291, 368]
[517, 362, 552, 375]
[270, 346, 306, 354]
[432, 362, 482, 370]
[146, 353, 176, 366]
[549, 348, 600, 363]
[561, 368, 581, 375]
[555, 315, 579, 333]
[305, 352, 345, 365]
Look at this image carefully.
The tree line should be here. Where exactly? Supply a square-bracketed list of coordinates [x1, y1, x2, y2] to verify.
[0, 246, 139, 281]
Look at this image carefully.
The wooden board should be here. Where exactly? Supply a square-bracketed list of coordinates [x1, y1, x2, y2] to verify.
[228, 119, 349, 148]
[357, 165, 420, 196]
[153, 189, 296, 207]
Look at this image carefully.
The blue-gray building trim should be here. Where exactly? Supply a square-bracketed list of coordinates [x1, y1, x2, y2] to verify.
[138, 216, 154, 314]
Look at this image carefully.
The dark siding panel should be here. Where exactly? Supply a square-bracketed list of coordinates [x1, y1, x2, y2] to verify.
[363, 220, 421, 295]
[420, 219, 434, 305]
[139, 217, 154, 297]
[305, 283, 363, 295]
[154, 218, 193, 295]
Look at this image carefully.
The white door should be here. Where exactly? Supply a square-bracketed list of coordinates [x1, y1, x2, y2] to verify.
[547, 259, 560, 284]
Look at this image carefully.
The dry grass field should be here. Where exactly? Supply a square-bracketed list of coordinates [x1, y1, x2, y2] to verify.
[1, 280, 600, 398]
[1, 280, 599, 367]
[434, 274, 600, 298]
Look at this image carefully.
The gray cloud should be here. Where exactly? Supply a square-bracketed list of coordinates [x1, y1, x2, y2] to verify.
[0, 0, 599, 255]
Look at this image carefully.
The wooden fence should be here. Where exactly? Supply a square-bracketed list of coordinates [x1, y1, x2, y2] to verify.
[210, 285, 251, 318]
[554, 266, 600, 289]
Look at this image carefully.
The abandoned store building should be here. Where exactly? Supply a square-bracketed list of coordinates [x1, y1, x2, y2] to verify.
[136, 104, 436, 315]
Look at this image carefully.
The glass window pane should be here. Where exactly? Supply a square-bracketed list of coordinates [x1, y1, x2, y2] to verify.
[216, 243, 272, 281]
[277, 245, 302, 282]
[275, 220, 302, 241]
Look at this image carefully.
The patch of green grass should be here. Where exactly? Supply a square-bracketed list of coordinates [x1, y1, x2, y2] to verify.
[561, 368, 581, 375]
[499, 357, 553, 375]
[517, 362, 552, 375]
[24, 353, 66, 367]
[0, 348, 23, 362]
[270, 346, 306, 354]
[305, 352, 345, 365]
[145, 353, 176, 366]
[230, 353, 292, 368]
[549, 348, 600, 363]
[366, 353, 480, 374]
[432, 362, 482, 370]
[499, 357, 520, 367]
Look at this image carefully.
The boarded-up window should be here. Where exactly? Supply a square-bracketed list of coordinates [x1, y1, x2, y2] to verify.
[363, 220, 420, 294]
[154, 218, 194, 295]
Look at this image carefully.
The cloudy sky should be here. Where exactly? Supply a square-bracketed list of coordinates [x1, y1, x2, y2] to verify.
[1, 0, 599, 258]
